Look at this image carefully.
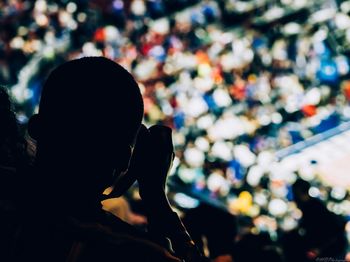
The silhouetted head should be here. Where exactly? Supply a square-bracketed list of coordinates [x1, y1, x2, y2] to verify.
[28, 57, 143, 202]
[0, 87, 11, 112]
[292, 178, 311, 204]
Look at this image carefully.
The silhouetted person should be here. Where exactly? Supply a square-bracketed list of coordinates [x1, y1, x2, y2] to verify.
[0, 86, 25, 171]
[183, 203, 237, 261]
[282, 179, 347, 262]
[233, 232, 284, 262]
[0, 86, 27, 261]
[11, 57, 204, 261]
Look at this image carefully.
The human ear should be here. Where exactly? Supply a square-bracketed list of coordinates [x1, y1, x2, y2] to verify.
[118, 144, 133, 174]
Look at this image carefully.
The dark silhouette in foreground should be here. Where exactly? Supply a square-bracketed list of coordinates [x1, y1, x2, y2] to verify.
[234, 232, 284, 262]
[0, 86, 27, 262]
[282, 179, 347, 262]
[8, 57, 205, 261]
[183, 204, 284, 262]
[183, 204, 237, 261]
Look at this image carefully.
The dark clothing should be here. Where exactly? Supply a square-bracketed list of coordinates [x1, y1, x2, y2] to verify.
[0, 166, 21, 262]
[298, 198, 347, 258]
[0, 166, 181, 262]
[12, 212, 181, 262]
[183, 204, 237, 259]
[282, 198, 347, 262]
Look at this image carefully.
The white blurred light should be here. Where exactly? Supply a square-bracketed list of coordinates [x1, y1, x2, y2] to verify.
[178, 167, 197, 183]
[220, 32, 233, 45]
[211, 141, 232, 161]
[185, 97, 208, 118]
[162, 103, 173, 116]
[207, 172, 228, 193]
[281, 217, 298, 231]
[174, 193, 200, 209]
[35, 0, 47, 12]
[271, 112, 283, 124]
[331, 187, 347, 200]
[298, 164, 316, 181]
[82, 42, 102, 56]
[272, 40, 287, 60]
[196, 114, 215, 129]
[66, 2, 77, 13]
[283, 22, 301, 35]
[268, 199, 288, 217]
[247, 165, 264, 187]
[151, 18, 170, 35]
[68, 20, 77, 30]
[254, 192, 268, 207]
[271, 184, 288, 198]
[10, 37, 24, 49]
[194, 137, 210, 152]
[59, 11, 71, 25]
[105, 26, 120, 42]
[131, 0, 146, 16]
[242, 49, 254, 63]
[220, 52, 235, 71]
[134, 59, 158, 81]
[257, 151, 275, 169]
[336, 56, 349, 75]
[335, 13, 350, 30]
[304, 87, 321, 105]
[184, 147, 205, 168]
[258, 114, 271, 126]
[77, 12, 87, 23]
[310, 9, 336, 24]
[269, 162, 296, 183]
[213, 89, 231, 107]
[36, 14, 49, 26]
[208, 116, 244, 140]
[341, 1, 350, 13]
[308, 187, 320, 198]
[343, 106, 350, 118]
[264, 7, 284, 21]
[313, 29, 328, 43]
[194, 76, 214, 92]
[234, 145, 256, 167]
[235, 1, 251, 12]
[294, 0, 308, 7]
[198, 63, 212, 77]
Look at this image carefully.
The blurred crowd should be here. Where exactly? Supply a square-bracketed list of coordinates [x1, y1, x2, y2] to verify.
[1, 0, 350, 260]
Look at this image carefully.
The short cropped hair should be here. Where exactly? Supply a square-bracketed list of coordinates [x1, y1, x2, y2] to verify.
[38, 57, 144, 150]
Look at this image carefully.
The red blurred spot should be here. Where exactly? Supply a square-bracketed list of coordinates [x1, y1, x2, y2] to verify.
[94, 28, 105, 42]
[343, 81, 350, 101]
[302, 104, 317, 117]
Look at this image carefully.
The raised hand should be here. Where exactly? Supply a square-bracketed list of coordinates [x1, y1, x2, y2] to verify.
[109, 124, 174, 200]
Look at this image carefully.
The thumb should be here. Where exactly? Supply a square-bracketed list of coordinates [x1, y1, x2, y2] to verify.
[109, 124, 150, 197]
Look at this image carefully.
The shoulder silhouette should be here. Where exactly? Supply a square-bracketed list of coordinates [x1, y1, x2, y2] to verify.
[12, 57, 182, 262]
